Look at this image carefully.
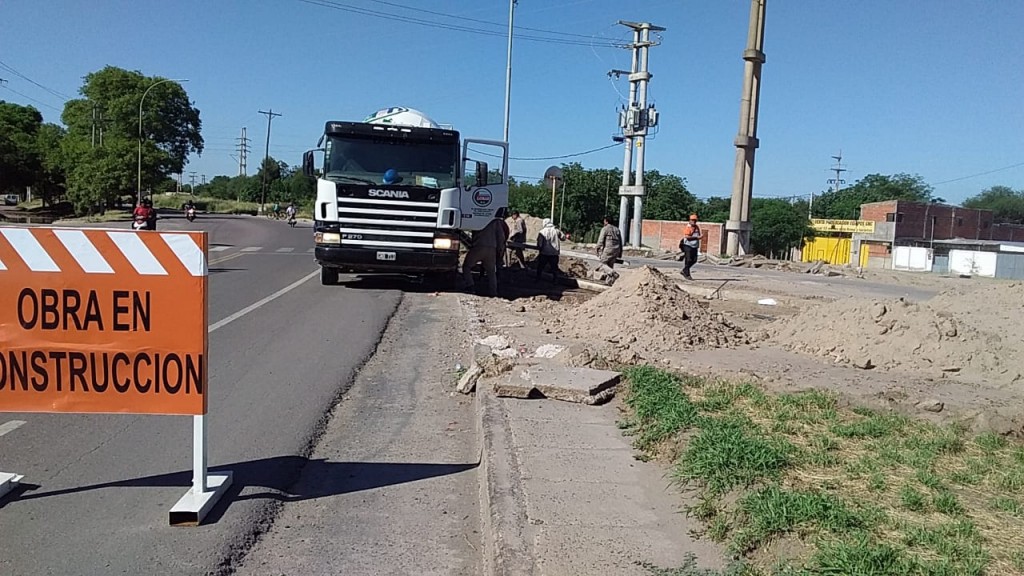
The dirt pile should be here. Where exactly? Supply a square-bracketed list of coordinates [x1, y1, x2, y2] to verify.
[769, 282, 1024, 386]
[546, 266, 752, 362]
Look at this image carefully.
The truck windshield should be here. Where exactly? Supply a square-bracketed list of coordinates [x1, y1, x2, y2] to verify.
[324, 135, 457, 190]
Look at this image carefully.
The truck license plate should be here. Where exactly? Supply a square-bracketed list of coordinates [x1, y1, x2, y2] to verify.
[376, 251, 397, 261]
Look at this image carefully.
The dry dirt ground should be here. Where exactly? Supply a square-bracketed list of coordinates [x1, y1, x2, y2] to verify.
[465, 258, 1024, 436]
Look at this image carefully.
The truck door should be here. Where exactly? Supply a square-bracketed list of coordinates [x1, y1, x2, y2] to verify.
[460, 139, 509, 232]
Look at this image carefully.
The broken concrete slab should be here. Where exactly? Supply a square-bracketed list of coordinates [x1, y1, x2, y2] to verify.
[493, 361, 620, 405]
[457, 362, 484, 394]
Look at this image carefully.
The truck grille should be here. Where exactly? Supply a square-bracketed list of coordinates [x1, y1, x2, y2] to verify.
[336, 195, 440, 249]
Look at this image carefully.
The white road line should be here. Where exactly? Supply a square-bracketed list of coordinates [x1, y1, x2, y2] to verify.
[0, 420, 26, 438]
[209, 269, 319, 334]
[241, 247, 262, 252]
[210, 246, 230, 252]
[276, 247, 295, 253]
[307, 248, 315, 253]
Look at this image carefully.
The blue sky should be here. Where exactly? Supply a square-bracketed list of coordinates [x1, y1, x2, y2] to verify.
[2, 0, 1022, 204]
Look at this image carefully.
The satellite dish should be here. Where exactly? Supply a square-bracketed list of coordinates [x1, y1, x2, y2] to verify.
[543, 166, 563, 182]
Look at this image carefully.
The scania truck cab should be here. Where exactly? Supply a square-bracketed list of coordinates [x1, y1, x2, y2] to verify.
[302, 107, 509, 286]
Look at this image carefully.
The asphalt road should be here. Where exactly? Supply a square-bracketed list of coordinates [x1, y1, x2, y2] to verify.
[0, 213, 404, 575]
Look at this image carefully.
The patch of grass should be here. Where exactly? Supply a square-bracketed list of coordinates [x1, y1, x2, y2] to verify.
[733, 485, 870, 553]
[674, 414, 794, 496]
[975, 431, 1008, 452]
[621, 366, 699, 452]
[622, 366, 1024, 575]
[933, 490, 965, 516]
[900, 485, 927, 512]
[991, 496, 1023, 517]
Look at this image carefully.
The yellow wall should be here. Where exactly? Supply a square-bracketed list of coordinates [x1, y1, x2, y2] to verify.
[802, 236, 852, 265]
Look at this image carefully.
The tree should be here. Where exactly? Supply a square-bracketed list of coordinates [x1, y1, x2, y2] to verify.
[749, 198, 814, 259]
[59, 66, 203, 211]
[34, 123, 67, 206]
[642, 170, 699, 222]
[963, 185, 1024, 225]
[0, 101, 43, 193]
[698, 197, 731, 223]
[811, 173, 939, 220]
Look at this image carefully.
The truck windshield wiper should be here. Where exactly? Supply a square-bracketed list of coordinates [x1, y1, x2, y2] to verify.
[326, 173, 376, 185]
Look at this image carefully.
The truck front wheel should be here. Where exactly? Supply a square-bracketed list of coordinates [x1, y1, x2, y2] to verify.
[320, 266, 340, 286]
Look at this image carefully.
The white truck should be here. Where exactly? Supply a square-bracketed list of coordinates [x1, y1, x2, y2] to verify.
[302, 107, 509, 286]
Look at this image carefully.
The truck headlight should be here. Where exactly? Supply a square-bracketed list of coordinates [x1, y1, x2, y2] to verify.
[433, 237, 459, 250]
[315, 232, 341, 245]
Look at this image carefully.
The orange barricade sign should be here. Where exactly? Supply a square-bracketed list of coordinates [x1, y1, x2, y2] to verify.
[0, 227, 208, 415]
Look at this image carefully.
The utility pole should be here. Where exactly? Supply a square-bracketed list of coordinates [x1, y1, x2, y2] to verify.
[503, 0, 517, 143]
[610, 20, 664, 248]
[814, 151, 846, 218]
[828, 151, 846, 193]
[201, 174, 206, 186]
[725, 0, 767, 257]
[236, 127, 251, 176]
[189, 172, 197, 194]
[258, 109, 282, 213]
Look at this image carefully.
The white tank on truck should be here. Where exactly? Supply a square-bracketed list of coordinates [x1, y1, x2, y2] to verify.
[302, 107, 509, 286]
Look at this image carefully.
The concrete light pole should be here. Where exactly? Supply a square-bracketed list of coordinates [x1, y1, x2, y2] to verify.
[503, 0, 517, 143]
[137, 78, 188, 206]
[725, 0, 766, 256]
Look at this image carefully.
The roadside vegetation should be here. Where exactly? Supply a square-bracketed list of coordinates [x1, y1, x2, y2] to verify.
[620, 365, 1024, 576]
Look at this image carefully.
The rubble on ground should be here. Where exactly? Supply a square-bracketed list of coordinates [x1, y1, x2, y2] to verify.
[768, 282, 1024, 387]
[723, 255, 852, 277]
[544, 266, 754, 364]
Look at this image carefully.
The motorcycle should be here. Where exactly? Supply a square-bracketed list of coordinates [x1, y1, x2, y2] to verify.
[132, 215, 149, 231]
[186, 207, 196, 222]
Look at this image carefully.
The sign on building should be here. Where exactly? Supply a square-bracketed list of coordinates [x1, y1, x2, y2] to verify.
[810, 219, 876, 234]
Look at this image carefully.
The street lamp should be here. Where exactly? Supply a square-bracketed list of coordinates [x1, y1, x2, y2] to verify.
[137, 78, 188, 206]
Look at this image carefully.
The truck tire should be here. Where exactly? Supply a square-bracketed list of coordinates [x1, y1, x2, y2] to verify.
[320, 266, 340, 286]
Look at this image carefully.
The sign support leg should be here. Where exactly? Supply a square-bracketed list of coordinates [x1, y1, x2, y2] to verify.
[169, 415, 232, 526]
[0, 471, 24, 501]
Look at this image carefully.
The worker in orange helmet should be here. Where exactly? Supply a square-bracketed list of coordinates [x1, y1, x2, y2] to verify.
[678, 213, 701, 280]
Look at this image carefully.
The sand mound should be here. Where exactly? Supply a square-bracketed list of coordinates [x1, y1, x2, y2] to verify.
[769, 282, 1024, 386]
[548, 266, 751, 361]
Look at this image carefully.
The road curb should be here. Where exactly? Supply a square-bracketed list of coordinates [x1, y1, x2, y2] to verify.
[460, 296, 537, 576]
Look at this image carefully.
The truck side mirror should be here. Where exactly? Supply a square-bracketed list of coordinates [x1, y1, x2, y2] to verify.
[302, 150, 315, 178]
[475, 161, 489, 187]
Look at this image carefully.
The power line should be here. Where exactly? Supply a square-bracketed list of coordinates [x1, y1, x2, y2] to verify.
[294, 0, 621, 47]
[363, 0, 611, 41]
[0, 84, 63, 112]
[930, 162, 1024, 186]
[0, 60, 72, 100]
[472, 142, 622, 161]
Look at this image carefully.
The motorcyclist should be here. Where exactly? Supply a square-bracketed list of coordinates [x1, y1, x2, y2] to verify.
[133, 200, 154, 230]
[285, 201, 296, 220]
[184, 198, 196, 221]
[143, 198, 157, 230]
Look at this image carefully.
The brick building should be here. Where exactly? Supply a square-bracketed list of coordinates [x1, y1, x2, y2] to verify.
[641, 219, 725, 256]
[853, 200, 1024, 268]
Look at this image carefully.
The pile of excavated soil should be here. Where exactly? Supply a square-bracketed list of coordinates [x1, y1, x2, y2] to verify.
[768, 282, 1024, 387]
[546, 266, 752, 362]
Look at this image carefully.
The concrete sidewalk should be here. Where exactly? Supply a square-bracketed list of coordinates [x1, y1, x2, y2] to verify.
[460, 294, 724, 575]
[478, 388, 725, 575]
